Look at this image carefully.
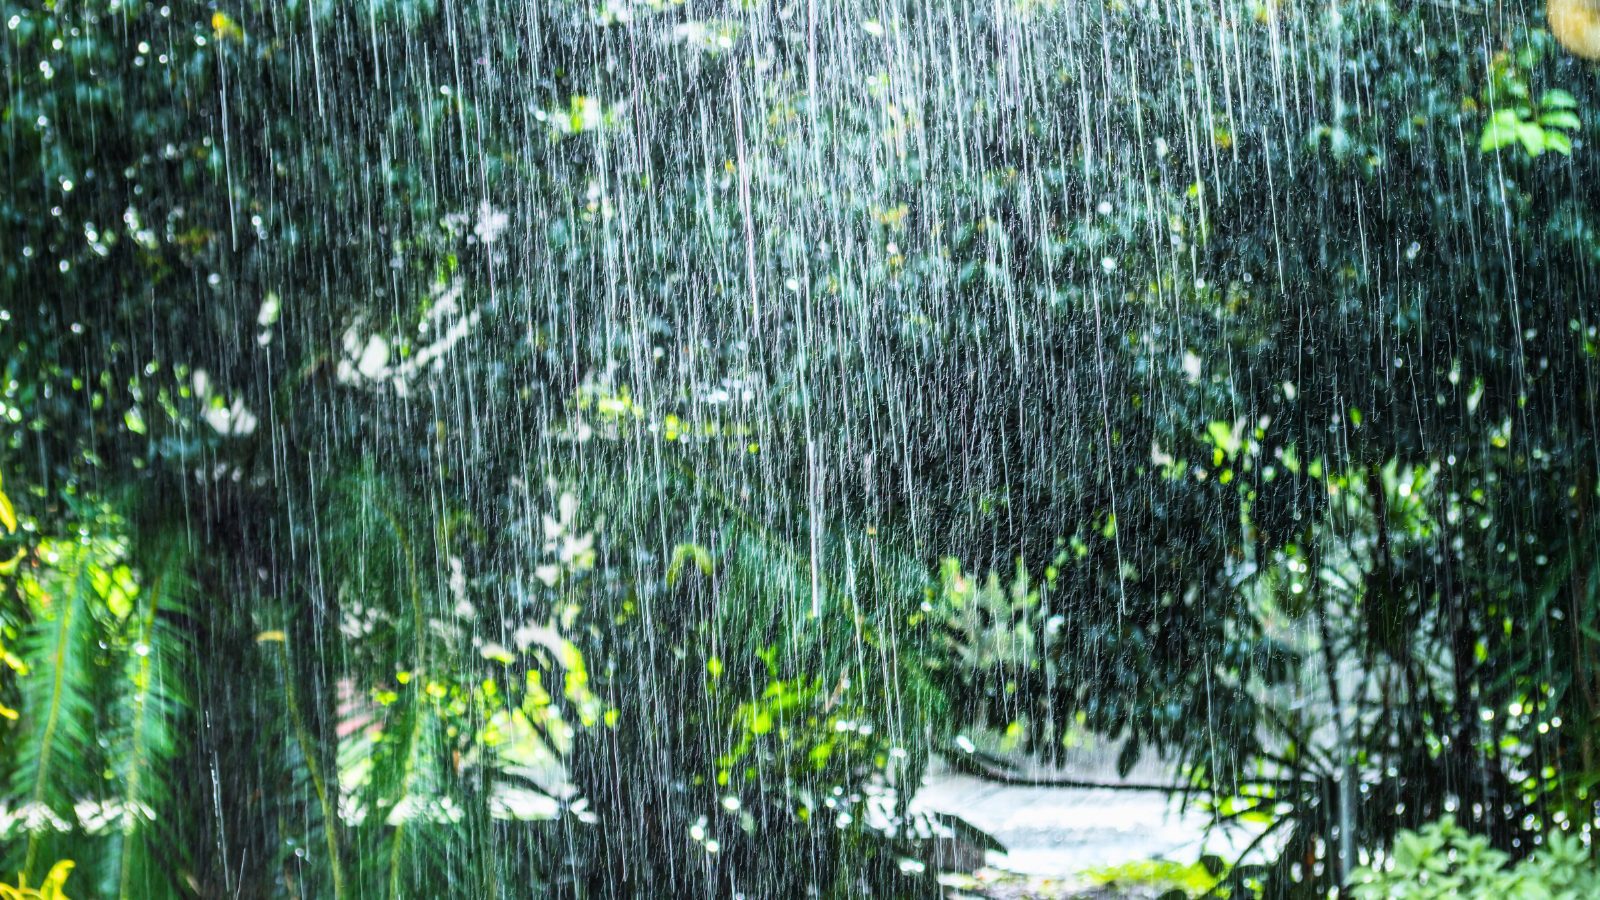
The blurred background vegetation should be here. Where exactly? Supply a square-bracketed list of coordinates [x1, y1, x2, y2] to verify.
[3, 0, 1600, 896]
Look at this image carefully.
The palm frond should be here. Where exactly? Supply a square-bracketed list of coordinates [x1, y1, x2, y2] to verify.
[5, 554, 99, 882]
[269, 632, 349, 900]
[327, 467, 442, 900]
[106, 547, 194, 900]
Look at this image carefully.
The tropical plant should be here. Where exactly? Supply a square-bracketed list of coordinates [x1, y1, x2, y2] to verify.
[0, 860, 75, 900]
[0, 509, 192, 897]
[4, 0, 1600, 897]
[1349, 816, 1600, 899]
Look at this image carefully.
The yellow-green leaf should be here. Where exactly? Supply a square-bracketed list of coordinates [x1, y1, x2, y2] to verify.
[0, 487, 15, 534]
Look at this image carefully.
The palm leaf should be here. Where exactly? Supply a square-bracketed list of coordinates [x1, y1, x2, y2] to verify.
[107, 547, 194, 900]
[327, 468, 438, 900]
[6, 555, 98, 882]
[268, 631, 349, 900]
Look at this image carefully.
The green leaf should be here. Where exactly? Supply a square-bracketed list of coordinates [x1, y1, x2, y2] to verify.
[11, 556, 99, 882]
[112, 547, 193, 900]
[1206, 420, 1243, 457]
[1541, 89, 1579, 109]
[1480, 110, 1524, 152]
[123, 407, 148, 435]
[0, 472, 14, 533]
[1517, 122, 1549, 157]
[667, 542, 714, 587]
[1539, 110, 1581, 132]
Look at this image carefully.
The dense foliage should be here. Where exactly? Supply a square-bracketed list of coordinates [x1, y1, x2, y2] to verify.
[1349, 816, 1600, 899]
[3, 0, 1599, 897]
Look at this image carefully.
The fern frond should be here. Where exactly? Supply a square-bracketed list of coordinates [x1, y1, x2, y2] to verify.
[328, 468, 438, 900]
[6, 556, 99, 882]
[107, 549, 193, 900]
[356, 640, 434, 900]
[348, 721, 503, 900]
[274, 633, 348, 900]
[209, 624, 344, 899]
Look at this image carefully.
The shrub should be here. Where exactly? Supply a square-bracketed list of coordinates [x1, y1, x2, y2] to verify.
[1348, 817, 1598, 899]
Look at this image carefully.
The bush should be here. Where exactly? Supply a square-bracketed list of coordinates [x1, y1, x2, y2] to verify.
[1348, 817, 1598, 899]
